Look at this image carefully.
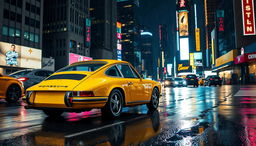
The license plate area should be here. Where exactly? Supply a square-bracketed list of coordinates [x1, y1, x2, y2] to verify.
[34, 92, 65, 104]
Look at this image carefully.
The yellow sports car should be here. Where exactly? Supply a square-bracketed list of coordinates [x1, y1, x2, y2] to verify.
[25, 60, 161, 117]
[0, 73, 25, 103]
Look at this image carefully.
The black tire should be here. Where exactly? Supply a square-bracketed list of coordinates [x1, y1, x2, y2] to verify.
[147, 88, 159, 111]
[102, 89, 123, 118]
[43, 110, 63, 117]
[5, 84, 21, 103]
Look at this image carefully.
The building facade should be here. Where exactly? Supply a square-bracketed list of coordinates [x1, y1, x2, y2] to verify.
[43, 0, 91, 70]
[90, 0, 117, 59]
[0, 0, 44, 74]
[117, 0, 140, 70]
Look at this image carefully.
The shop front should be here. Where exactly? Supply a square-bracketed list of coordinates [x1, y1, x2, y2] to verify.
[213, 49, 238, 85]
[0, 42, 42, 75]
[235, 52, 256, 84]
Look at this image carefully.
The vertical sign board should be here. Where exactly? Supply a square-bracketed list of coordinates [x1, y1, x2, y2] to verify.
[85, 18, 91, 47]
[117, 22, 122, 60]
[179, 11, 189, 36]
[242, 0, 256, 35]
[217, 10, 225, 31]
[195, 28, 200, 51]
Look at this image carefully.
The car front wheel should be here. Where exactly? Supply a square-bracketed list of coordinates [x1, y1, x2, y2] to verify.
[147, 88, 159, 111]
[102, 89, 123, 118]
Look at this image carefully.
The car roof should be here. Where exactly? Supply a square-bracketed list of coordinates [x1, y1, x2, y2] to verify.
[71, 59, 129, 65]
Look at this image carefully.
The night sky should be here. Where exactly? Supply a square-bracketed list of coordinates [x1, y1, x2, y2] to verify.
[137, 0, 177, 65]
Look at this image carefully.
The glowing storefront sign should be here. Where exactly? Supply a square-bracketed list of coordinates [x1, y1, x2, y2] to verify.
[69, 53, 92, 65]
[179, 11, 189, 36]
[242, 0, 256, 35]
[85, 18, 91, 47]
[0, 42, 42, 68]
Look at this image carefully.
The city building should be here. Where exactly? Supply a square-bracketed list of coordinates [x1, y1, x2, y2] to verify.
[0, 0, 44, 74]
[43, 0, 91, 70]
[90, 0, 117, 59]
[175, 0, 205, 77]
[140, 30, 153, 79]
[117, 0, 141, 70]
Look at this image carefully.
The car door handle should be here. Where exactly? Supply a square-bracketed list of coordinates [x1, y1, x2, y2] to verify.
[128, 82, 133, 85]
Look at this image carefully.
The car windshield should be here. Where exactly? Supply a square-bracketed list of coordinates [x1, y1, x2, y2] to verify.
[57, 61, 107, 72]
[9, 70, 32, 76]
[174, 78, 183, 81]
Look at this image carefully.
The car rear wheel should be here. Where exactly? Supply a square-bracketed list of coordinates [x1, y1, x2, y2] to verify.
[102, 89, 123, 118]
[147, 88, 159, 111]
[5, 84, 21, 103]
[43, 110, 63, 117]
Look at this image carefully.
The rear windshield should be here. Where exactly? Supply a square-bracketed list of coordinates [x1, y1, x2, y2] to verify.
[57, 62, 107, 72]
[9, 70, 31, 76]
[46, 74, 86, 80]
[186, 75, 197, 78]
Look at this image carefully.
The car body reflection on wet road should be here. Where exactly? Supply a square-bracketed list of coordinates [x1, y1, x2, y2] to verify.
[1, 85, 256, 145]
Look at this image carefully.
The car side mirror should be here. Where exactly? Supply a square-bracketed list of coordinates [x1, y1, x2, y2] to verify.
[202, 79, 205, 81]
[140, 74, 144, 79]
[0, 73, 3, 77]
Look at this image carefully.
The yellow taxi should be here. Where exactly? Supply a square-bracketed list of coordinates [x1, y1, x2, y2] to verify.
[25, 60, 161, 117]
[0, 73, 25, 103]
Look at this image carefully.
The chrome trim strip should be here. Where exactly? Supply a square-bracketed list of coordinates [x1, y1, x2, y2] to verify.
[72, 98, 108, 102]
[127, 100, 150, 104]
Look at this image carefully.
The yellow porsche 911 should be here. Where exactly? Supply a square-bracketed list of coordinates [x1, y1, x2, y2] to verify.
[25, 60, 161, 117]
[0, 73, 25, 103]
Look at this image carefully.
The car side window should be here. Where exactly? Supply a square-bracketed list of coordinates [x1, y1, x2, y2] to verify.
[129, 66, 140, 78]
[105, 66, 122, 77]
[116, 64, 136, 78]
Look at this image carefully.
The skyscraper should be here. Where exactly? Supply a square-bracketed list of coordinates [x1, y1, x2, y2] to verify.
[0, 0, 44, 74]
[117, 0, 140, 70]
[43, 0, 91, 70]
[90, 0, 117, 59]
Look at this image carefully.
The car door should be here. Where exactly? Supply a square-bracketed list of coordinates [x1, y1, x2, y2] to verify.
[0, 74, 8, 97]
[116, 64, 146, 104]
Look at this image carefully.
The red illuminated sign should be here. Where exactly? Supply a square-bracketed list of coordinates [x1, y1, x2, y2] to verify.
[218, 17, 224, 31]
[235, 52, 256, 64]
[179, 0, 186, 8]
[242, 0, 256, 35]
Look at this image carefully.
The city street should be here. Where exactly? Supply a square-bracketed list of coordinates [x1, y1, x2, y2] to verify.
[0, 85, 255, 145]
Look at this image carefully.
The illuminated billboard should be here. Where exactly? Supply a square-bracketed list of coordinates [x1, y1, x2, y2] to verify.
[85, 18, 91, 47]
[178, 11, 189, 36]
[117, 22, 122, 61]
[242, 0, 256, 35]
[179, 38, 189, 60]
[0, 42, 42, 68]
[69, 53, 92, 65]
[195, 28, 200, 51]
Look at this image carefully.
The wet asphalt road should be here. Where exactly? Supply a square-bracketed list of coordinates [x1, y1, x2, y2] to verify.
[0, 85, 255, 146]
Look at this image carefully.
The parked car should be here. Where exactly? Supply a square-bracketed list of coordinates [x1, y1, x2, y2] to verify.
[25, 60, 162, 118]
[9, 69, 54, 89]
[204, 75, 222, 86]
[185, 74, 199, 87]
[173, 77, 187, 87]
[0, 73, 25, 103]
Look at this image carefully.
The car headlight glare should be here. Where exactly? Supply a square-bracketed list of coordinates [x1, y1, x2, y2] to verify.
[174, 81, 178, 84]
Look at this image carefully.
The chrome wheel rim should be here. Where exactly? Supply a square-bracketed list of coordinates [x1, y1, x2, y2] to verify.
[152, 89, 159, 108]
[110, 93, 122, 116]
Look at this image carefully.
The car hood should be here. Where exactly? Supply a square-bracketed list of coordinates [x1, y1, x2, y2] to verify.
[27, 71, 94, 91]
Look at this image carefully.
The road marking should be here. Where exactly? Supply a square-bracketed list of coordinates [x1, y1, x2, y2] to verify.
[235, 89, 256, 97]
[65, 115, 148, 138]
[65, 121, 125, 138]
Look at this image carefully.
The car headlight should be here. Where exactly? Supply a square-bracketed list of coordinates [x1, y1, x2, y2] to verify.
[183, 81, 187, 84]
[174, 81, 178, 84]
[165, 81, 170, 85]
